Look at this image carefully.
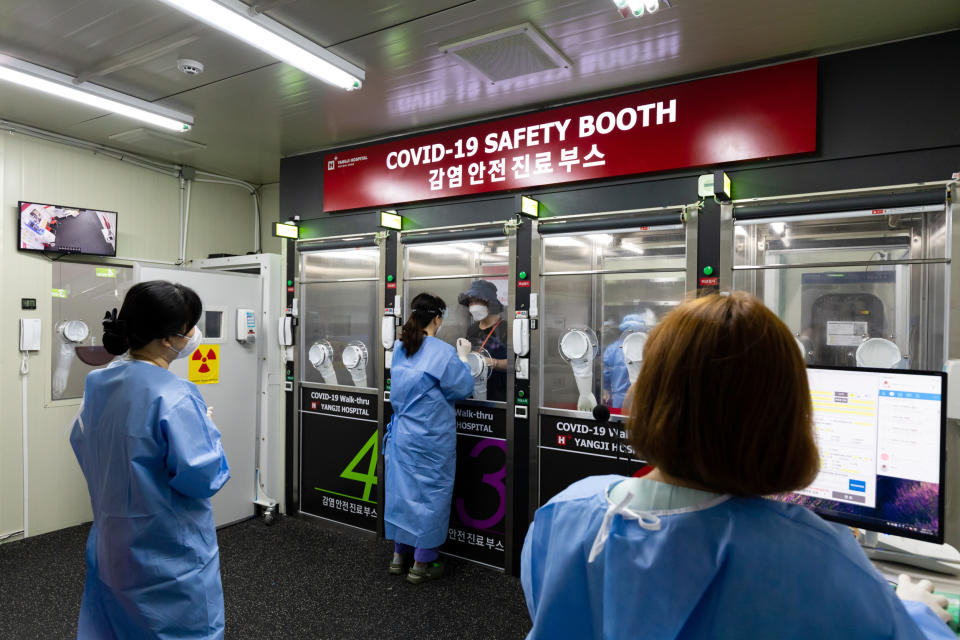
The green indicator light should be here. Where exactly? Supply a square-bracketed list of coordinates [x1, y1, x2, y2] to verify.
[387, 275, 395, 282]
[518, 390, 525, 397]
[519, 271, 528, 280]
[703, 266, 714, 276]
[287, 280, 293, 287]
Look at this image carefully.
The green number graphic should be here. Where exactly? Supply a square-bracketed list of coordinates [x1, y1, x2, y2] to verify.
[339, 431, 378, 502]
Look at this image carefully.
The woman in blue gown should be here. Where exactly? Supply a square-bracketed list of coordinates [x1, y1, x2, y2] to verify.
[522, 292, 954, 640]
[70, 281, 230, 639]
[384, 293, 474, 584]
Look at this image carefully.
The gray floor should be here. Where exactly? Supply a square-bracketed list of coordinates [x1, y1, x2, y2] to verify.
[0, 515, 532, 639]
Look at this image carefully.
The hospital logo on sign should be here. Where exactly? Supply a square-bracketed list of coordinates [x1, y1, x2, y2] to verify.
[188, 344, 220, 385]
[327, 157, 336, 171]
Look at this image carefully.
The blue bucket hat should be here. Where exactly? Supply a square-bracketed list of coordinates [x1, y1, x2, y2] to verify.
[458, 279, 503, 314]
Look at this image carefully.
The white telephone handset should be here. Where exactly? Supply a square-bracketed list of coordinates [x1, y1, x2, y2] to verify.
[278, 317, 294, 346]
[20, 319, 42, 351]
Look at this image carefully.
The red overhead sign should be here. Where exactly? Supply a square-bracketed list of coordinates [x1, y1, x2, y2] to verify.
[322, 59, 817, 212]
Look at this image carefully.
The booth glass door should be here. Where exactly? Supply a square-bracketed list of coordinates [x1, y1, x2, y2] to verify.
[398, 234, 512, 569]
[298, 245, 381, 532]
[536, 224, 688, 505]
[732, 203, 949, 370]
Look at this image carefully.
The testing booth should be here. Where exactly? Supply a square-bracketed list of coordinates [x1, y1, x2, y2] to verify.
[279, 34, 960, 581]
[724, 182, 960, 572]
[527, 204, 696, 508]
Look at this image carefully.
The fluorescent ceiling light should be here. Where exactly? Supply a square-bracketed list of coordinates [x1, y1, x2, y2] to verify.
[155, 0, 364, 90]
[0, 55, 192, 132]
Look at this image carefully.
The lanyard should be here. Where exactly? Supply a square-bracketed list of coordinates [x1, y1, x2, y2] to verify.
[480, 317, 502, 352]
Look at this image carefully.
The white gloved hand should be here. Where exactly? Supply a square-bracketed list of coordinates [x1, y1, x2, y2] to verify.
[53, 340, 75, 397]
[571, 360, 597, 412]
[456, 338, 471, 363]
[473, 378, 488, 401]
[318, 361, 338, 385]
[577, 392, 598, 412]
[896, 573, 952, 624]
[206, 406, 214, 419]
[349, 367, 368, 388]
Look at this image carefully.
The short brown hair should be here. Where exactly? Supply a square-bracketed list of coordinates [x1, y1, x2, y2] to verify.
[629, 291, 819, 496]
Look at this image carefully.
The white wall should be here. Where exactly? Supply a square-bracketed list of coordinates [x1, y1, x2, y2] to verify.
[0, 132, 263, 540]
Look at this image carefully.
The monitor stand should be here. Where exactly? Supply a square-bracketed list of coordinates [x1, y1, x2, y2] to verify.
[860, 531, 960, 576]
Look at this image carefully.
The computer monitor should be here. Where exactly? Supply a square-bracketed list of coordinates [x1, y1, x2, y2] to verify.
[777, 365, 947, 544]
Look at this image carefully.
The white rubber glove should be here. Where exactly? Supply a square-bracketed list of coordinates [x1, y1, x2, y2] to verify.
[896, 573, 952, 624]
[52, 339, 75, 398]
[349, 366, 368, 388]
[456, 338, 471, 363]
[571, 360, 597, 412]
[317, 360, 338, 385]
[473, 378, 488, 401]
[206, 406, 214, 419]
[625, 361, 642, 385]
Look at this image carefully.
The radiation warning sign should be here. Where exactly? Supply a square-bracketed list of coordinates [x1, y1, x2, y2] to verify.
[189, 345, 220, 384]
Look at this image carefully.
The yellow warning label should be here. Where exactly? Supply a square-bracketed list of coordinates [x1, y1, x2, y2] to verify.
[188, 344, 220, 385]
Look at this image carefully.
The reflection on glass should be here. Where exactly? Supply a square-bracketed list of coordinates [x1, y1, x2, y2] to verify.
[52, 263, 133, 400]
[302, 247, 379, 281]
[403, 238, 510, 403]
[734, 209, 948, 370]
[406, 239, 509, 279]
[541, 227, 687, 413]
[301, 280, 378, 387]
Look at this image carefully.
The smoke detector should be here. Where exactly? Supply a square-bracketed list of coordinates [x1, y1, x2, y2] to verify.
[177, 59, 205, 76]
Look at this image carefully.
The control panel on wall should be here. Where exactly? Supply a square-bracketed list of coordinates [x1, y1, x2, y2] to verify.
[236, 308, 257, 343]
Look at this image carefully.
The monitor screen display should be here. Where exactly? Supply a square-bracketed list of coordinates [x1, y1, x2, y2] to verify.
[775, 366, 946, 543]
[18, 201, 117, 257]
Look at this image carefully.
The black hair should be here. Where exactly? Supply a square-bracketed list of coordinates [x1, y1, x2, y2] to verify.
[103, 280, 202, 355]
[400, 293, 445, 357]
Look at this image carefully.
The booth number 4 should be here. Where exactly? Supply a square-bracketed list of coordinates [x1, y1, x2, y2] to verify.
[340, 431, 378, 503]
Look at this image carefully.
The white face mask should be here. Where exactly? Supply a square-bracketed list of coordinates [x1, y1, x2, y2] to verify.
[469, 304, 489, 322]
[171, 328, 202, 360]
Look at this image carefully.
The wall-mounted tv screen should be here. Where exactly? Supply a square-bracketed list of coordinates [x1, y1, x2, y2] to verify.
[18, 201, 117, 257]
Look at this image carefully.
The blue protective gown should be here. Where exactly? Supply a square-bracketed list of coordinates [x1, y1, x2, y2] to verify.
[601, 341, 631, 409]
[70, 359, 230, 640]
[522, 475, 954, 640]
[384, 337, 474, 549]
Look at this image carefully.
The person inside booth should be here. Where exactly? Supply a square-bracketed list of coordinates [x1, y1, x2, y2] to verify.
[521, 292, 954, 640]
[459, 279, 508, 402]
[601, 308, 657, 412]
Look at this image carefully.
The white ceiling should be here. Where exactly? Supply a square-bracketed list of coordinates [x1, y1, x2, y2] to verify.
[1, 0, 958, 184]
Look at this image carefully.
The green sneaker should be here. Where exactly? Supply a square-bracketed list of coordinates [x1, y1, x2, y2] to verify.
[406, 559, 445, 585]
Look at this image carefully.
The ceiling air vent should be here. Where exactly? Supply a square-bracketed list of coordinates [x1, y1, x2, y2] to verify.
[440, 23, 570, 84]
[108, 128, 206, 156]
